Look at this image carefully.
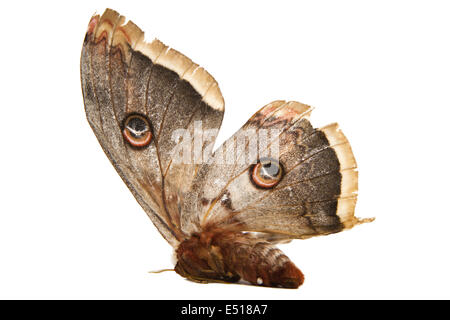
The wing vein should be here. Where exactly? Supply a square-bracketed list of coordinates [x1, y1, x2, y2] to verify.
[88, 41, 104, 134]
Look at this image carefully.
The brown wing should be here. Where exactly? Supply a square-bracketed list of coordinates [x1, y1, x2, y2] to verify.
[81, 9, 224, 247]
[182, 101, 372, 240]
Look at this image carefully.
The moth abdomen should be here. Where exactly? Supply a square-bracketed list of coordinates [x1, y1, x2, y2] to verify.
[238, 241, 304, 289]
[175, 230, 304, 288]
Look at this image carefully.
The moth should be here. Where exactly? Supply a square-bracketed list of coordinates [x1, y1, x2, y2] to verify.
[81, 9, 373, 289]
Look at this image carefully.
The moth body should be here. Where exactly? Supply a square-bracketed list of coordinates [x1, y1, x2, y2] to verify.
[175, 230, 304, 288]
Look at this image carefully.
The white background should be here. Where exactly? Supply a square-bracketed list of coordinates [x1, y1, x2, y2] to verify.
[0, 0, 449, 299]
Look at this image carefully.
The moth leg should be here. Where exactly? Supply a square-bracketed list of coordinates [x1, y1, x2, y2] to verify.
[185, 277, 210, 284]
[184, 275, 240, 285]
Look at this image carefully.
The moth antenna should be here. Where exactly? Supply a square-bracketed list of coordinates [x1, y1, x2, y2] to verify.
[148, 268, 175, 274]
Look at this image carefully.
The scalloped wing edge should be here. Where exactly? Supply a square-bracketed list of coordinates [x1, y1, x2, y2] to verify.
[87, 8, 224, 112]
